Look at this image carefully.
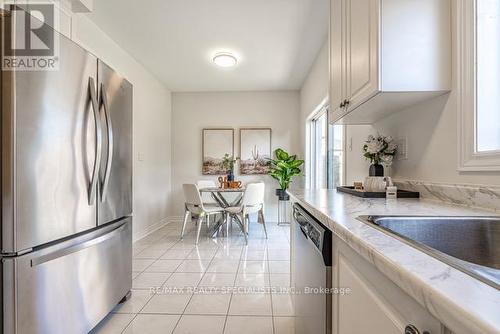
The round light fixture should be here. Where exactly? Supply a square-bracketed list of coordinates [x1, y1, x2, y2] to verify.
[213, 53, 237, 67]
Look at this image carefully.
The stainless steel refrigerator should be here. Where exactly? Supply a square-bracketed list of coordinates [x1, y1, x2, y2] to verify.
[1, 9, 133, 334]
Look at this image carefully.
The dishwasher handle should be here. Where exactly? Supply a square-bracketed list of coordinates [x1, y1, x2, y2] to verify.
[299, 225, 309, 238]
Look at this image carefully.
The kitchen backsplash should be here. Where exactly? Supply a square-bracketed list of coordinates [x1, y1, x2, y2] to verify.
[395, 179, 500, 213]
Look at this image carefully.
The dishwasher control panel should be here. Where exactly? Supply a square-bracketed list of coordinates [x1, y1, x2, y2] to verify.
[293, 203, 332, 266]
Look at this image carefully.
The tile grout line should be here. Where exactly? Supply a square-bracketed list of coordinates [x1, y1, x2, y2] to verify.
[170, 245, 219, 333]
[125, 222, 291, 334]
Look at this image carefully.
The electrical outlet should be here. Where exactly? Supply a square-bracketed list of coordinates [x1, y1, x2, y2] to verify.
[395, 137, 408, 160]
[138, 152, 145, 161]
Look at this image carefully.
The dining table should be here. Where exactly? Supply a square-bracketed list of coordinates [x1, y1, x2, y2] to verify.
[199, 187, 246, 237]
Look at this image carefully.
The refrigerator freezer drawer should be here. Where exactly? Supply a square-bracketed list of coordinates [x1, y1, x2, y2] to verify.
[2, 218, 132, 334]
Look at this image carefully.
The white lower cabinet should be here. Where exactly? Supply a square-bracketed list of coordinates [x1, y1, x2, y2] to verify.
[332, 236, 452, 334]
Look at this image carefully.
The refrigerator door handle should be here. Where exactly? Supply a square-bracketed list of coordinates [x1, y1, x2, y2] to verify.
[30, 223, 126, 267]
[100, 83, 114, 202]
[88, 77, 102, 205]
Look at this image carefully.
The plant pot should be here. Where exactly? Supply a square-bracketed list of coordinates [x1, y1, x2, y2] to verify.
[227, 171, 235, 182]
[369, 164, 384, 177]
[275, 189, 290, 201]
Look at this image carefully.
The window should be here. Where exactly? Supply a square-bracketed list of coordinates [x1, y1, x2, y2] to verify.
[308, 106, 345, 188]
[458, 0, 500, 170]
[476, 0, 500, 152]
[328, 123, 344, 188]
[310, 109, 328, 189]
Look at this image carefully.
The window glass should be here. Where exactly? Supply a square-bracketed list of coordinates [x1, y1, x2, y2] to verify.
[308, 108, 344, 189]
[313, 112, 328, 189]
[477, 0, 500, 152]
[328, 124, 344, 188]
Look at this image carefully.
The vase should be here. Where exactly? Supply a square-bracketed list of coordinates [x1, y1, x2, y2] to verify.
[369, 163, 384, 177]
[275, 189, 290, 201]
[227, 171, 235, 182]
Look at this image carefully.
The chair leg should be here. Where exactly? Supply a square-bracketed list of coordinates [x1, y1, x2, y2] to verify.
[259, 210, 268, 239]
[180, 210, 190, 239]
[243, 217, 248, 245]
[246, 214, 250, 234]
[240, 214, 248, 245]
[195, 214, 204, 244]
[225, 213, 230, 237]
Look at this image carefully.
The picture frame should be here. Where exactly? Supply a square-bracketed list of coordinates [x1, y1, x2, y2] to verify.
[202, 128, 235, 175]
[239, 128, 272, 175]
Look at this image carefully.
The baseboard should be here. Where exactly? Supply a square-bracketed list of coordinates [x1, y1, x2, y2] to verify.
[133, 218, 172, 242]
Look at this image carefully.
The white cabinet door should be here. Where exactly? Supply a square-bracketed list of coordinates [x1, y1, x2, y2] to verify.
[338, 255, 402, 334]
[333, 239, 446, 334]
[345, 0, 379, 110]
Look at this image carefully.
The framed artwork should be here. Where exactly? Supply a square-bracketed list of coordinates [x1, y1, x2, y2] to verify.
[202, 128, 234, 175]
[239, 128, 272, 175]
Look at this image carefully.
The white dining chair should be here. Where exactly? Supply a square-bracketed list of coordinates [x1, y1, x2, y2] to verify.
[196, 180, 220, 227]
[181, 184, 225, 244]
[225, 182, 267, 244]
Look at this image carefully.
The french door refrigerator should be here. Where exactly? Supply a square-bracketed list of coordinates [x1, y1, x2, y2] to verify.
[1, 9, 133, 334]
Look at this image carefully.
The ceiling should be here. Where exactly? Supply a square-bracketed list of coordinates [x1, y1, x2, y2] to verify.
[88, 0, 329, 92]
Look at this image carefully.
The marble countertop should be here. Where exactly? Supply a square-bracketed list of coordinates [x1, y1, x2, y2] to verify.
[288, 188, 500, 334]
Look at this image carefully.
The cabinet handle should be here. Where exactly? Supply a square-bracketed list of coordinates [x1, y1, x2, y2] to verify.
[404, 325, 429, 334]
[340, 101, 345, 108]
[345, 99, 350, 106]
[405, 325, 419, 334]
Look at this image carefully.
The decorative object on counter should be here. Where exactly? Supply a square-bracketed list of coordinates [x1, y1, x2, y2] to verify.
[365, 176, 392, 192]
[386, 185, 398, 199]
[363, 134, 397, 176]
[336, 186, 419, 198]
[222, 153, 239, 181]
[202, 128, 234, 175]
[353, 181, 364, 191]
[239, 128, 272, 175]
[268, 148, 304, 224]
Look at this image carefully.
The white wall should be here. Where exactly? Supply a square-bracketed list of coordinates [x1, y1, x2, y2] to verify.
[345, 125, 374, 184]
[68, 13, 173, 239]
[171, 91, 300, 221]
[299, 40, 329, 158]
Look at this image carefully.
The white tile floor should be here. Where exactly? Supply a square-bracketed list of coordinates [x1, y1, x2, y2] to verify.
[91, 219, 294, 334]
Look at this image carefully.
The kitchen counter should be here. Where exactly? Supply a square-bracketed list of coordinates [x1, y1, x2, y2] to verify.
[288, 188, 500, 334]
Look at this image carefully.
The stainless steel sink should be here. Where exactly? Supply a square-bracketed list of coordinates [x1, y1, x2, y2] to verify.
[357, 216, 500, 290]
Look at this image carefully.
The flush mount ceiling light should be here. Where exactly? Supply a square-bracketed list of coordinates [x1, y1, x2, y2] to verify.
[213, 52, 238, 67]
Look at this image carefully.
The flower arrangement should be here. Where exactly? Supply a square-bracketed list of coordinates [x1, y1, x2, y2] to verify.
[222, 154, 239, 174]
[363, 134, 397, 167]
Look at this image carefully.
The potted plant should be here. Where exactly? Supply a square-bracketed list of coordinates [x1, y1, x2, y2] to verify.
[363, 134, 397, 176]
[268, 148, 304, 201]
[222, 154, 239, 181]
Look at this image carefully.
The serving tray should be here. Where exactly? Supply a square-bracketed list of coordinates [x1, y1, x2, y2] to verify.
[336, 186, 420, 199]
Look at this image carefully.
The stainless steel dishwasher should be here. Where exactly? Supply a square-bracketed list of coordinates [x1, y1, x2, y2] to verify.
[293, 203, 332, 334]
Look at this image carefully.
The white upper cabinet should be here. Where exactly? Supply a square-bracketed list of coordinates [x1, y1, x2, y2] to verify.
[329, 0, 452, 124]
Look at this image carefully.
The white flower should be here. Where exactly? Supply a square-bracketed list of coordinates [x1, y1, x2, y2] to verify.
[366, 140, 384, 154]
[386, 141, 398, 153]
[381, 155, 394, 166]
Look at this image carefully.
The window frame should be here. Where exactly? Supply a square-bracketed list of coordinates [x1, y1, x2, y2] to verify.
[308, 106, 329, 189]
[307, 104, 346, 189]
[458, 0, 500, 171]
